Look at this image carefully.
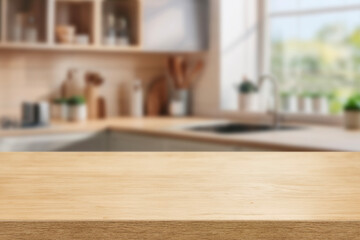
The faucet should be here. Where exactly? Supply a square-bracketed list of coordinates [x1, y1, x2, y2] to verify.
[258, 74, 280, 129]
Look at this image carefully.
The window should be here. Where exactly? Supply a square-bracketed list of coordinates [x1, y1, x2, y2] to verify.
[268, 0, 360, 115]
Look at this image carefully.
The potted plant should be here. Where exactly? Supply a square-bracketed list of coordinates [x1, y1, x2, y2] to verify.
[298, 92, 313, 114]
[237, 78, 259, 112]
[281, 91, 298, 113]
[343, 95, 360, 130]
[311, 92, 330, 115]
[52, 98, 68, 121]
[67, 96, 87, 122]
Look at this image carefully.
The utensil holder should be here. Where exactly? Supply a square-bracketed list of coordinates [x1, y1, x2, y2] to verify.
[170, 89, 190, 117]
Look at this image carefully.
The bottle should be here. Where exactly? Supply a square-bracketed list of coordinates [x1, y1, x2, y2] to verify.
[105, 13, 116, 45]
[25, 16, 38, 43]
[37, 101, 50, 126]
[130, 80, 144, 117]
[116, 16, 130, 46]
[64, 69, 82, 98]
[13, 13, 24, 42]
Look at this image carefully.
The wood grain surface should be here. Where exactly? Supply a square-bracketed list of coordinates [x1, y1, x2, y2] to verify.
[1, 221, 360, 240]
[1, 152, 360, 239]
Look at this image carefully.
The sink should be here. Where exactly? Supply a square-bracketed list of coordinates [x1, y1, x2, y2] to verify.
[187, 123, 301, 134]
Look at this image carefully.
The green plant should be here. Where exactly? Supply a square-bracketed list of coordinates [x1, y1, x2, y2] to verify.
[344, 95, 360, 112]
[326, 92, 335, 100]
[67, 96, 86, 106]
[299, 92, 312, 98]
[310, 92, 320, 98]
[238, 80, 258, 94]
[280, 92, 291, 98]
[53, 98, 68, 104]
[308, 92, 329, 99]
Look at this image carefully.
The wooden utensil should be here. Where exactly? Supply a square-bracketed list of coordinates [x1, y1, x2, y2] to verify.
[185, 60, 204, 88]
[168, 56, 186, 89]
[174, 56, 185, 88]
[85, 72, 104, 120]
[167, 57, 178, 88]
[85, 83, 98, 120]
[98, 97, 107, 119]
[146, 76, 168, 116]
[168, 57, 204, 89]
[146, 84, 160, 116]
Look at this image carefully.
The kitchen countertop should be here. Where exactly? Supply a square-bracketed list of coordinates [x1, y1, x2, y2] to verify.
[0, 117, 360, 151]
[0, 152, 359, 239]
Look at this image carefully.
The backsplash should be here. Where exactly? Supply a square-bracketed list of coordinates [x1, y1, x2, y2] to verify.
[0, 51, 167, 118]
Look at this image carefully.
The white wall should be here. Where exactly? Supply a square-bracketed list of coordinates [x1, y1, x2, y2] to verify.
[143, 0, 209, 51]
[194, 0, 262, 116]
[193, 0, 221, 117]
[0, 51, 167, 118]
[220, 0, 260, 111]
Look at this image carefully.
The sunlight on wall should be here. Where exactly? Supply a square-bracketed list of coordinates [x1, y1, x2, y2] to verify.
[220, 0, 260, 111]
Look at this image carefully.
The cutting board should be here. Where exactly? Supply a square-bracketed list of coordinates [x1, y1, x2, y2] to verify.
[146, 76, 168, 116]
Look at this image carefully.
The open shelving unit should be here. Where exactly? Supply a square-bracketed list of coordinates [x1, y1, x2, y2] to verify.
[7, 0, 48, 43]
[102, 0, 141, 47]
[55, 0, 94, 45]
[0, 0, 5, 43]
[0, 0, 143, 52]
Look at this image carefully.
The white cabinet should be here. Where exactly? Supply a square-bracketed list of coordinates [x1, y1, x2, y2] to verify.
[164, 137, 236, 151]
[108, 132, 235, 152]
[0, 131, 270, 152]
[234, 147, 270, 152]
[143, 0, 209, 51]
[0, 132, 108, 152]
[109, 132, 165, 151]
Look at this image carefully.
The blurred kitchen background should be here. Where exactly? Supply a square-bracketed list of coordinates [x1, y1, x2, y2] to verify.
[0, 0, 360, 152]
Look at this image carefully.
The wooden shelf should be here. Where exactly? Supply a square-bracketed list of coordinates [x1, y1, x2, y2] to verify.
[0, 42, 204, 55]
[0, 42, 140, 52]
[0, 0, 143, 52]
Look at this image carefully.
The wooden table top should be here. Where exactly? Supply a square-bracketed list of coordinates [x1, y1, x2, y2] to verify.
[1, 152, 360, 222]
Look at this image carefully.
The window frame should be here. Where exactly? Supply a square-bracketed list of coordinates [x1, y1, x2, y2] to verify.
[259, 0, 360, 125]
